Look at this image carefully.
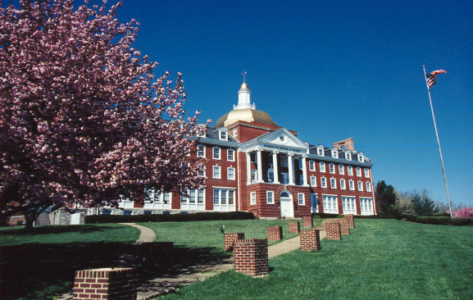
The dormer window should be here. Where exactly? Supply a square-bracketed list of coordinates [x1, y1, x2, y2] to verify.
[317, 147, 324, 156]
[346, 152, 352, 161]
[331, 149, 338, 158]
[219, 130, 228, 141]
[196, 125, 206, 138]
[358, 154, 364, 162]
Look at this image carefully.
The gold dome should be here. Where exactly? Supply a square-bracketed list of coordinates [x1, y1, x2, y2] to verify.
[215, 108, 277, 128]
[240, 82, 250, 90]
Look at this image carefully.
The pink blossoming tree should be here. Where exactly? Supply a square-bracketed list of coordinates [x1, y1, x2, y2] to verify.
[0, 0, 208, 230]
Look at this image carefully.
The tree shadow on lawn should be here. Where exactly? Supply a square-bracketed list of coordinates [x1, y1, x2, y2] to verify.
[0, 224, 112, 236]
[0, 241, 229, 300]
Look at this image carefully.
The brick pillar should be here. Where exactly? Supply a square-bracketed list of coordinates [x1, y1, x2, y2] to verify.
[325, 223, 342, 241]
[267, 226, 283, 240]
[338, 219, 350, 235]
[224, 233, 245, 252]
[141, 242, 174, 267]
[302, 215, 313, 228]
[233, 239, 269, 277]
[73, 268, 137, 300]
[288, 222, 300, 233]
[345, 214, 355, 228]
[300, 229, 321, 251]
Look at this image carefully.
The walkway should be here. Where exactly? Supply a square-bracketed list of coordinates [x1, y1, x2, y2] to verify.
[119, 222, 157, 244]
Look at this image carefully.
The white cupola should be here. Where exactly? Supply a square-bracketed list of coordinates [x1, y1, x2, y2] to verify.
[233, 81, 256, 110]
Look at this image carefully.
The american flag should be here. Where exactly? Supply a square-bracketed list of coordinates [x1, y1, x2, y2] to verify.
[426, 69, 447, 89]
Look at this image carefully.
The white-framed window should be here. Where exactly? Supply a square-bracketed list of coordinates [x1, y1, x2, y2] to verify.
[348, 165, 353, 176]
[228, 167, 235, 180]
[358, 181, 363, 191]
[267, 191, 274, 204]
[280, 156, 288, 167]
[360, 198, 373, 215]
[346, 152, 352, 161]
[318, 147, 324, 156]
[310, 176, 317, 187]
[309, 160, 315, 171]
[213, 147, 221, 160]
[233, 128, 237, 137]
[298, 159, 303, 170]
[181, 189, 204, 204]
[332, 150, 338, 158]
[349, 180, 355, 190]
[329, 163, 335, 174]
[227, 149, 235, 161]
[144, 190, 172, 209]
[298, 193, 305, 205]
[250, 192, 256, 205]
[196, 127, 206, 138]
[323, 195, 338, 214]
[342, 196, 356, 214]
[364, 168, 370, 178]
[197, 164, 205, 177]
[268, 168, 274, 183]
[339, 165, 344, 175]
[197, 145, 205, 158]
[219, 130, 228, 141]
[310, 193, 318, 213]
[330, 178, 337, 189]
[250, 152, 257, 163]
[321, 177, 327, 188]
[213, 166, 221, 179]
[213, 188, 235, 211]
[320, 162, 326, 172]
[251, 169, 257, 182]
[358, 154, 364, 162]
[356, 167, 361, 177]
[366, 181, 372, 192]
[281, 172, 289, 184]
[340, 179, 346, 189]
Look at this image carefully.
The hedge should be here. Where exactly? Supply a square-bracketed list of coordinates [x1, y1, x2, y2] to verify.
[415, 216, 451, 225]
[398, 214, 473, 226]
[84, 211, 255, 224]
[312, 213, 343, 219]
[353, 215, 399, 219]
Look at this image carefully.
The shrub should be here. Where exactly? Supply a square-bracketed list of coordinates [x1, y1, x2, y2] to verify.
[451, 207, 473, 218]
[313, 215, 321, 219]
[431, 212, 450, 217]
[415, 216, 451, 225]
[312, 213, 340, 219]
[353, 215, 398, 219]
[16, 220, 23, 226]
[449, 218, 473, 226]
[401, 213, 418, 222]
[84, 211, 255, 224]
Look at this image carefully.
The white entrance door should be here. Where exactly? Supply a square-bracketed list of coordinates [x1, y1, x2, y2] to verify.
[280, 191, 294, 218]
[310, 194, 318, 213]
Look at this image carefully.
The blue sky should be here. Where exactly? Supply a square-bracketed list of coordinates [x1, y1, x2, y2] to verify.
[102, 0, 471, 207]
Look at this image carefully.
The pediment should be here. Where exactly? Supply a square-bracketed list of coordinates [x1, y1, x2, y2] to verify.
[258, 129, 307, 149]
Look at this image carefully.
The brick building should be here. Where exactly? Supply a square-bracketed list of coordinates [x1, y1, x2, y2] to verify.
[119, 81, 377, 217]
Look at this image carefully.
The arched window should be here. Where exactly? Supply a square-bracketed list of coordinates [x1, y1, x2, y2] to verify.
[280, 191, 290, 198]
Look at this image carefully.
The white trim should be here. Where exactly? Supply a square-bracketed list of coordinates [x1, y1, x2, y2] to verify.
[213, 188, 236, 211]
[197, 145, 206, 158]
[356, 167, 361, 177]
[298, 193, 305, 205]
[213, 165, 221, 179]
[321, 177, 327, 188]
[322, 194, 338, 214]
[329, 163, 335, 174]
[219, 130, 228, 141]
[364, 168, 370, 178]
[320, 162, 326, 172]
[331, 149, 338, 158]
[211, 186, 237, 190]
[317, 146, 324, 156]
[250, 192, 256, 205]
[340, 179, 346, 190]
[358, 181, 364, 191]
[349, 180, 355, 190]
[213, 147, 221, 160]
[310, 193, 318, 213]
[309, 160, 316, 171]
[330, 177, 337, 189]
[366, 181, 372, 192]
[342, 196, 356, 214]
[227, 149, 235, 161]
[267, 191, 274, 204]
[310, 176, 317, 187]
[348, 165, 353, 176]
[227, 167, 235, 180]
[338, 164, 344, 175]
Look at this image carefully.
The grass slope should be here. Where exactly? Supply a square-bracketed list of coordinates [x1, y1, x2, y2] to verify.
[140, 218, 320, 250]
[160, 220, 473, 300]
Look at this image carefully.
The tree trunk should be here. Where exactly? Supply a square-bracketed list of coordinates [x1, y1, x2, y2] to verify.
[23, 211, 34, 232]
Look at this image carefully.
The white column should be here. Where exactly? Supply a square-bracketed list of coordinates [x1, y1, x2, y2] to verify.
[257, 149, 264, 183]
[272, 151, 280, 184]
[287, 153, 294, 185]
[302, 155, 309, 186]
[246, 151, 251, 184]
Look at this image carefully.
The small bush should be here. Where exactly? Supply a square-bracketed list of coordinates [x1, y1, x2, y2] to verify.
[16, 220, 24, 226]
[451, 207, 473, 218]
[353, 215, 398, 219]
[84, 211, 255, 224]
[449, 218, 473, 226]
[431, 212, 450, 217]
[415, 216, 451, 225]
[401, 213, 418, 222]
[313, 215, 321, 219]
[313, 213, 340, 219]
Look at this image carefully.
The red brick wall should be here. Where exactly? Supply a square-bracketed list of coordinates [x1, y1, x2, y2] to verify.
[300, 229, 321, 251]
[233, 239, 269, 277]
[288, 222, 300, 233]
[224, 233, 245, 252]
[267, 226, 283, 241]
[325, 219, 350, 235]
[302, 215, 313, 228]
[345, 214, 355, 228]
[325, 223, 342, 241]
[73, 268, 137, 300]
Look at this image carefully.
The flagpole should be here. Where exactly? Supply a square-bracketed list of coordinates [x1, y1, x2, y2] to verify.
[423, 65, 453, 218]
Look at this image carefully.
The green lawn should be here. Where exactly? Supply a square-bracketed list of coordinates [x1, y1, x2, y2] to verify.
[0, 224, 140, 300]
[159, 220, 473, 300]
[139, 218, 321, 250]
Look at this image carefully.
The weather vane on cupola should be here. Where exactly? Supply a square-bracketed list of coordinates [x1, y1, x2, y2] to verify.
[242, 70, 247, 82]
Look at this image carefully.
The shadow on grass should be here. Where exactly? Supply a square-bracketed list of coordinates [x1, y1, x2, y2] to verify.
[0, 241, 230, 300]
[0, 225, 115, 236]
